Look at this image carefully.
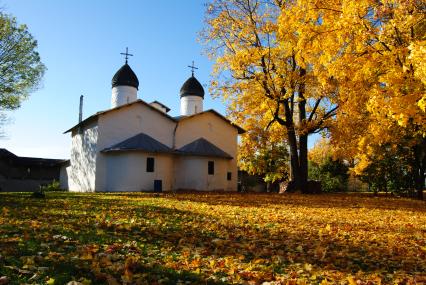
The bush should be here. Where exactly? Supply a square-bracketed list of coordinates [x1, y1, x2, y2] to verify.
[41, 180, 63, 192]
[309, 158, 349, 192]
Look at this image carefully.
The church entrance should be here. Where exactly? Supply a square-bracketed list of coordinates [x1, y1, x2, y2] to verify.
[154, 179, 162, 192]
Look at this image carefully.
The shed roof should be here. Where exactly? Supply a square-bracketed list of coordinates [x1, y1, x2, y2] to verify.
[0, 148, 17, 158]
[0, 148, 66, 166]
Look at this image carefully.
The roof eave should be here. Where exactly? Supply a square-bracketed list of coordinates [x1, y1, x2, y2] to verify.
[64, 100, 178, 134]
[177, 109, 246, 134]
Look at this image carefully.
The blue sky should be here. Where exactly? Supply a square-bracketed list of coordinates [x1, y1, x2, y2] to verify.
[1, 0, 318, 159]
[1, 0, 219, 158]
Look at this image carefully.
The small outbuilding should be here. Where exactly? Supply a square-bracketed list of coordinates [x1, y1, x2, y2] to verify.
[0, 148, 65, 192]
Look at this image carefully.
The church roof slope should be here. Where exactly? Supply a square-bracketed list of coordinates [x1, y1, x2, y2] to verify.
[176, 109, 246, 134]
[64, 100, 177, 134]
[177, 138, 233, 159]
[102, 132, 173, 154]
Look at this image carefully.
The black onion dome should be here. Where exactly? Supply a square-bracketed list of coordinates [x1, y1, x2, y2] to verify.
[180, 76, 204, 98]
[111, 63, 139, 89]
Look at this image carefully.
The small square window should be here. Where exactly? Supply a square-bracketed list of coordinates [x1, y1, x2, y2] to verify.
[147, 157, 155, 172]
[227, 172, 232, 181]
[208, 161, 214, 175]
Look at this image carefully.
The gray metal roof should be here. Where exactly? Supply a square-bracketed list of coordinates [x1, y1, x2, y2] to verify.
[64, 102, 245, 135]
[150, 100, 171, 112]
[102, 132, 173, 153]
[177, 138, 232, 159]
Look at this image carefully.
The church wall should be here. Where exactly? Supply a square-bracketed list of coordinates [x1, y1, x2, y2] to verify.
[97, 103, 176, 151]
[175, 112, 238, 191]
[68, 121, 98, 192]
[174, 156, 232, 191]
[104, 152, 173, 192]
[95, 103, 176, 191]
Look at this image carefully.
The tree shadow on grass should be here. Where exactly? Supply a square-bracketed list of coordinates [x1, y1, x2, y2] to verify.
[1, 192, 425, 283]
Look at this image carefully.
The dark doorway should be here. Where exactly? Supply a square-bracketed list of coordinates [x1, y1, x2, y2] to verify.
[154, 179, 162, 192]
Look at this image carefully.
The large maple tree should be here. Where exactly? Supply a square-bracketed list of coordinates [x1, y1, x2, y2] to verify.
[279, 0, 425, 198]
[203, 0, 339, 192]
[204, 0, 425, 196]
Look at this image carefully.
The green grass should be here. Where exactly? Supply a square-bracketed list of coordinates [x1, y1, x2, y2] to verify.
[0, 192, 425, 284]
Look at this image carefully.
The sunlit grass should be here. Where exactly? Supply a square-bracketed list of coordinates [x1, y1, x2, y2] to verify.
[0, 192, 425, 284]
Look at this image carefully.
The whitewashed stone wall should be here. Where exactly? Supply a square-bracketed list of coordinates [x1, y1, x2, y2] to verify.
[175, 112, 238, 191]
[105, 153, 174, 192]
[111, 86, 137, 108]
[68, 121, 99, 192]
[180, 96, 203, 116]
[95, 103, 176, 191]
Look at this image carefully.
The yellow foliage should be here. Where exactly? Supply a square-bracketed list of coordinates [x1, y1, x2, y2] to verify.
[278, 0, 425, 173]
[0, 192, 425, 283]
[308, 137, 334, 165]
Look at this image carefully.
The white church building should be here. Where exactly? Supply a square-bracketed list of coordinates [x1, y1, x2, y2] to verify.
[60, 57, 244, 192]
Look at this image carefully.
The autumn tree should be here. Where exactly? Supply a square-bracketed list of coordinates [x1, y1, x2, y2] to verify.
[0, 12, 45, 133]
[203, 0, 339, 193]
[278, 0, 425, 198]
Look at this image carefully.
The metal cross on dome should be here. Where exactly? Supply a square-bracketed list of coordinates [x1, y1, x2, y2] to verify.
[120, 47, 133, 64]
[188, 61, 198, 76]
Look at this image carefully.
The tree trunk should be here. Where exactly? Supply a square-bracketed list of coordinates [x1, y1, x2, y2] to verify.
[283, 111, 309, 193]
[299, 134, 309, 193]
[417, 164, 424, 200]
[287, 125, 302, 189]
[413, 139, 425, 200]
[297, 68, 309, 193]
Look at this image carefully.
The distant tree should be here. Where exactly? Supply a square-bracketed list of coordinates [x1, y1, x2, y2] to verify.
[356, 135, 425, 197]
[0, 12, 45, 130]
[308, 137, 349, 192]
[239, 139, 289, 188]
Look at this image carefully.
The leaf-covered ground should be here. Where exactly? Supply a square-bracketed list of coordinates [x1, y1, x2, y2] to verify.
[0, 192, 425, 285]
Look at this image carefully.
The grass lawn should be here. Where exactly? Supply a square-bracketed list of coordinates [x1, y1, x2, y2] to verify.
[0, 192, 425, 284]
